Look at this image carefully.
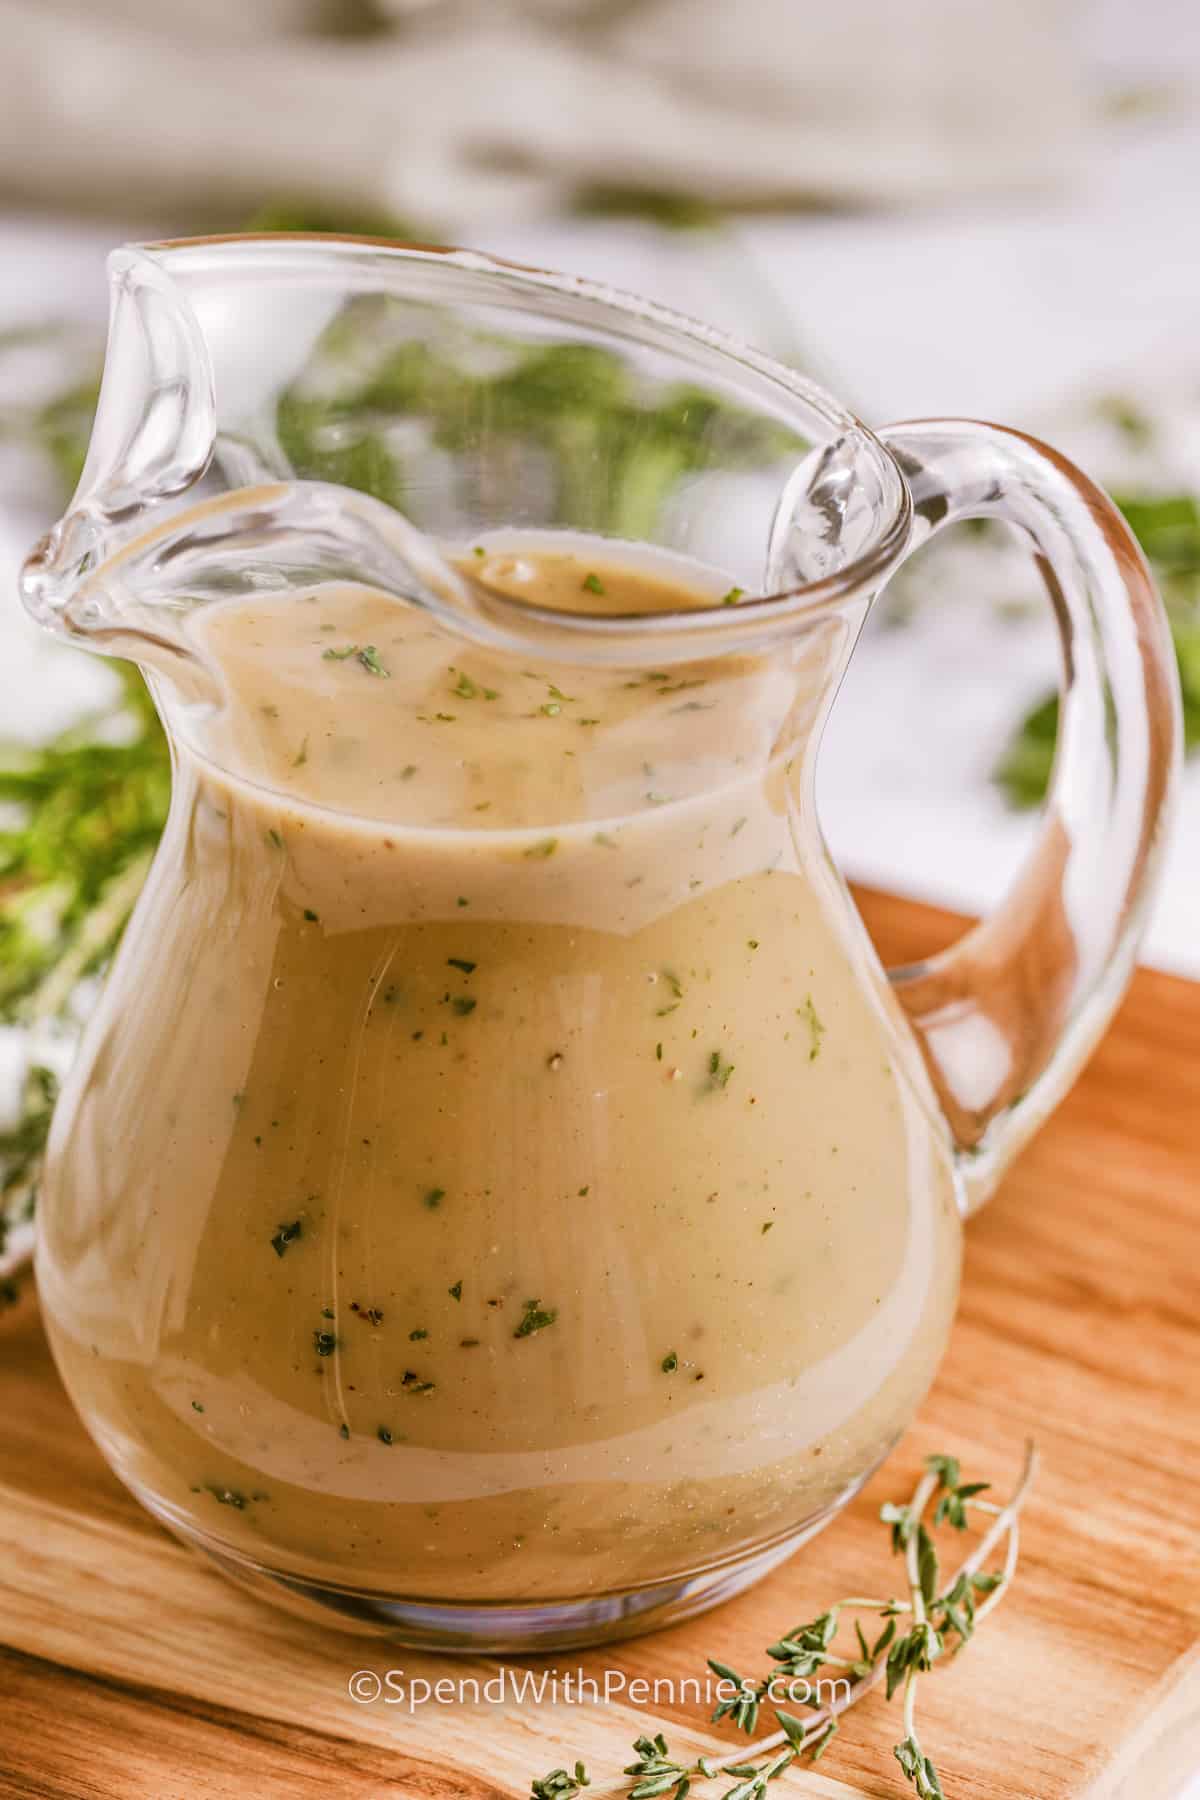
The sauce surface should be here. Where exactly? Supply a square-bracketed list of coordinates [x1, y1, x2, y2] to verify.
[39, 541, 961, 1603]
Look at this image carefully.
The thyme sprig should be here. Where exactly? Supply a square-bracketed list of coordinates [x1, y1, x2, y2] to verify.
[530, 1444, 1036, 1800]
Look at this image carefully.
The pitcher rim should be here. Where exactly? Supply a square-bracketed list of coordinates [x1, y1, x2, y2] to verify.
[129, 233, 914, 635]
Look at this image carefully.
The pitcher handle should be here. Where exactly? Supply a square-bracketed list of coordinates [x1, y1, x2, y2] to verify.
[874, 419, 1181, 1212]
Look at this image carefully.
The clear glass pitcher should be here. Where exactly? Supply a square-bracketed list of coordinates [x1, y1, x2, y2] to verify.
[22, 237, 1179, 1651]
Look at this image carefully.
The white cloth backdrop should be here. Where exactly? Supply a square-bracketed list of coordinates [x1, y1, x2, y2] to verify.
[0, 0, 1085, 226]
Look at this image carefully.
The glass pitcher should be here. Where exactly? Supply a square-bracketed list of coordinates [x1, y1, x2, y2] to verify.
[22, 237, 1179, 1652]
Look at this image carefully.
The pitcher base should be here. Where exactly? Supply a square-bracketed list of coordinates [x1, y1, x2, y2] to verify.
[147, 1486, 866, 1652]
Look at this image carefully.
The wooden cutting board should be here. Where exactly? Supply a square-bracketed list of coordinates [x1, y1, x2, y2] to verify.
[2, 889, 1198, 1800]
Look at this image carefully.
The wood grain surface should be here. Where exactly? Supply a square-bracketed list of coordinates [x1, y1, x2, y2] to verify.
[2, 888, 1198, 1800]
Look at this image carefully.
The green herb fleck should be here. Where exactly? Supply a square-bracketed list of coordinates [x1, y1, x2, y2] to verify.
[204, 1485, 247, 1510]
[313, 1329, 338, 1356]
[267, 828, 284, 851]
[409, 1327, 429, 1341]
[453, 670, 480, 699]
[804, 995, 825, 1061]
[447, 957, 477, 974]
[191, 1400, 205, 1413]
[378, 1426, 393, 1445]
[655, 1042, 663, 1061]
[425, 1187, 446, 1209]
[581, 572, 606, 596]
[322, 642, 389, 678]
[451, 995, 477, 1016]
[303, 908, 319, 923]
[449, 1280, 463, 1301]
[661, 1351, 678, 1373]
[270, 1219, 303, 1258]
[401, 764, 418, 780]
[708, 1049, 735, 1089]
[721, 585, 745, 606]
[292, 736, 309, 768]
[339, 1422, 350, 1440]
[524, 837, 559, 859]
[514, 1298, 558, 1338]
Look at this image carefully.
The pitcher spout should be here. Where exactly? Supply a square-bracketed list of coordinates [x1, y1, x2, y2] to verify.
[21, 249, 217, 660]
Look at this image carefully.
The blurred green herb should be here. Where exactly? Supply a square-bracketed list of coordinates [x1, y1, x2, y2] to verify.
[573, 185, 725, 230]
[241, 199, 429, 241]
[996, 492, 1200, 806]
[273, 296, 804, 539]
[0, 666, 169, 1228]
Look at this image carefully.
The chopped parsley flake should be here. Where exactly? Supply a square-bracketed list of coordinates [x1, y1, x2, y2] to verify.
[425, 1187, 446, 1209]
[661, 1351, 678, 1373]
[524, 837, 559, 859]
[303, 908, 320, 923]
[804, 995, 826, 1061]
[721, 586, 745, 606]
[451, 996, 477, 1016]
[449, 1280, 463, 1301]
[447, 958, 477, 974]
[270, 1219, 302, 1258]
[581, 572, 606, 596]
[514, 1298, 558, 1338]
[205, 1485, 247, 1509]
[708, 1049, 735, 1089]
[322, 643, 390, 677]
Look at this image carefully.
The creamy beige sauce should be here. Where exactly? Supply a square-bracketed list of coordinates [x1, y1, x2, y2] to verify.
[38, 541, 961, 1604]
